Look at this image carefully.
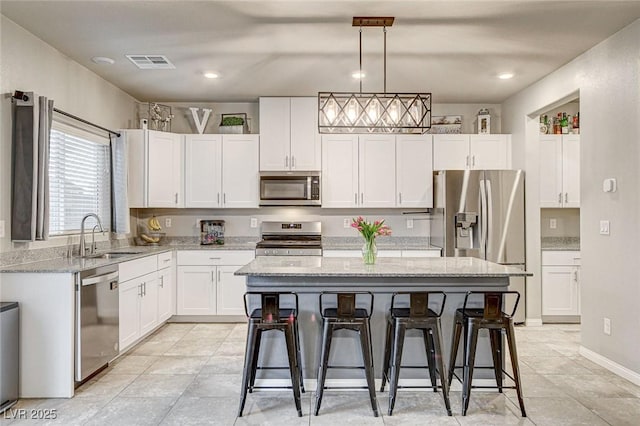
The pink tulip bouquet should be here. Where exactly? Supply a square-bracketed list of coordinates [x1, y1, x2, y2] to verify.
[351, 216, 392, 264]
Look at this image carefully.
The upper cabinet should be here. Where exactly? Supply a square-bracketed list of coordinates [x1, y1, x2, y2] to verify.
[539, 135, 580, 208]
[184, 134, 222, 208]
[322, 134, 432, 208]
[432, 134, 511, 170]
[259, 97, 321, 171]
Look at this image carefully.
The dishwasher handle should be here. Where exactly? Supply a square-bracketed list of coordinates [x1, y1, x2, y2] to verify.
[81, 271, 119, 286]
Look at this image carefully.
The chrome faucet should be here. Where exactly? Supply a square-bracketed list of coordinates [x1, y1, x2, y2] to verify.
[79, 213, 104, 256]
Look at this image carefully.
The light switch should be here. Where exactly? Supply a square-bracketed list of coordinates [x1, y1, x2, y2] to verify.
[250, 218, 258, 228]
[599, 220, 610, 235]
[406, 219, 414, 229]
[343, 218, 351, 228]
[165, 218, 172, 228]
[550, 218, 557, 229]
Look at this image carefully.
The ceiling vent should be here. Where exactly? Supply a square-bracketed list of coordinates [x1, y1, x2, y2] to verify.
[126, 54, 175, 69]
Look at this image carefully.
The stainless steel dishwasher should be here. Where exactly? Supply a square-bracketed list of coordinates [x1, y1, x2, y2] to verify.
[75, 265, 119, 384]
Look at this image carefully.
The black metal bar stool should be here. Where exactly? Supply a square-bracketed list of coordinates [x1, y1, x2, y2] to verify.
[238, 292, 305, 417]
[380, 292, 452, 416]
[447, 291, 526, 417]
[314, 292, 378, 417]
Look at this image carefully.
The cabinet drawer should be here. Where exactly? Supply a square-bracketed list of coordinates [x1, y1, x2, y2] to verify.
[119, 255, 158, 282]
[177, 250, 254, 266]
[542, 250, 581, 266]
[157, 251, 173, 269]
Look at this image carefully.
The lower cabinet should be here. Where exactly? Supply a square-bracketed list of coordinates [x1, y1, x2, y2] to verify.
[157, 265, 174, 323]
[542, 251, 581, 319]
[119, 270, 159, 351]
[176, 250, 254, 316]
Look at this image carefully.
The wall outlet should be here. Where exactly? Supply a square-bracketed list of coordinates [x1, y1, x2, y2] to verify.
[604, 317, 611, 335]
[343, 218, 351, 228]
[165, 218, 172, 228]
[0, 220, 5, 238]
[250, 217, 258, 228]
[599, 220, 610, 235]
[406, 219, 414, 229]
[549, 218, 557, 229]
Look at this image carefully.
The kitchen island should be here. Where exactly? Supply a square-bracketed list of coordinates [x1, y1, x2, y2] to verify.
[235, 256, 531, 386]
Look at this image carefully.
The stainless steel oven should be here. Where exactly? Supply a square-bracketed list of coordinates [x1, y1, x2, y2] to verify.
[259, 171, 321, 206]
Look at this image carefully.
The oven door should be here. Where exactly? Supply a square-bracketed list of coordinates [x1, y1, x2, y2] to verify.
[259, 172, 320, 206]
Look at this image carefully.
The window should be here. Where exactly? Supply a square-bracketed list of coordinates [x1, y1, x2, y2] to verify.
[48, 121, 111, 235]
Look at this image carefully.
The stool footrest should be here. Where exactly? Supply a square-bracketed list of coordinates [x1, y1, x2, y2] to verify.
[255, 366, 291, 370]
[323, 386, 370, 390]
[251, 385, 294, 390]
[326, 365, 365, 370]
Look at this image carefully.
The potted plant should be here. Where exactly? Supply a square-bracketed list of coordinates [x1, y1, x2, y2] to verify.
[219, 113, 247, 134]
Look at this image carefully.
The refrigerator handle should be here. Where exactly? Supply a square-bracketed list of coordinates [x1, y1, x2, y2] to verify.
[486, 179, 494, 260]
[479, 179, 488, 256]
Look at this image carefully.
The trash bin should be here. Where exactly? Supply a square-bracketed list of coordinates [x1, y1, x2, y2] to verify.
[1, 302, 19, 413]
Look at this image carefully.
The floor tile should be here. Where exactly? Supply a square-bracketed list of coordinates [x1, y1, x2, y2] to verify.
[160, 396, 238, 426]
[130, 340, 177, 356]
[457, 393, 531, 425]
[10, 395, 110, 426]
[201, 355, 245, 375]
[236, 392, 311, 425]
[144, 356, 209, 375]
[183, 374, 242, 398]
[227, 323, 250, 341]
[120, 374, 196, 398]
[310, 392, 383, 425]
[516, 397, 609, 426]
[165, 337, 224, 356]
[215, 339, 248, 356]
[579, 396, 640, 426]
[544, 373, 636, 402]
[108, 355, 159, 374]
[84, 396, 176, 426]
[376, 391, 458, 425]
[74, 373, 138, 399]
[519, 356, 593, 375]
[504, 373, 568, 398]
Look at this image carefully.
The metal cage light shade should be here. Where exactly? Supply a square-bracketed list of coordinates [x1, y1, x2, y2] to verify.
[318, 17, 432, 134]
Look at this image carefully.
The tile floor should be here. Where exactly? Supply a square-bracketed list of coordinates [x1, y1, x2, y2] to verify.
[2, 323, 640, 425]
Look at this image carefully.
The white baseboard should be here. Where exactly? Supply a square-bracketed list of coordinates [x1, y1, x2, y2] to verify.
[579, 346, 640, 386]
[525, 318, 543, 327]
[253, 378, 499, 392]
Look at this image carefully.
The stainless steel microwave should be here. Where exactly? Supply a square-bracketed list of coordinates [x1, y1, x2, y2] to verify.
[259, 171, 321, 206]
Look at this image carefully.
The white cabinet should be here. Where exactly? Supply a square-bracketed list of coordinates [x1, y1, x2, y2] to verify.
[185, 134, 222, 208]
[322, 134, 432, 208]
[119, 270, 159, 351]
[433, 134, 511, 170]
[539, 135, 580, 208]
[157, 252, 175, 323]
[542, 251, 581, 318]
[176, 250, 254, 316]
[147, 130, 184, 207]
[259, 97, 321, 171]
[184, 134, 258, 208]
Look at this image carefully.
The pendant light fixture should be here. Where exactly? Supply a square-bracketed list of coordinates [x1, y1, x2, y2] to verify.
[318, 17, 432, 134]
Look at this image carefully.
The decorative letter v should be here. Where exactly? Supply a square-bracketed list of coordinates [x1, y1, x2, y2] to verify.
[189, 107, 212, 134]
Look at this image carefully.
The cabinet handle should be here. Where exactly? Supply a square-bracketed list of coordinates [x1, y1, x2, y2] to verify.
[162, 258, 171, 263]
[360, 193, 364, 204]
[466, 155, 470, 167]
[159, 275, 164, 288]
[217, 193, 220, 204]
[217, 270, 221, 281]
[354, 193, 358, 204]
[399, 193, 402, 204]
[574, 270, 578, 282]
[138, 284, 143, 297]
[291, 156, 295, 168]
[285, 156, 289, 168]
[211, 271, 214, 282]
[565, 193, 568, 203]
[472, 155, 475, 167]
[558, 193, 562, 203]
[223, 193, 226, 204]
[175, 193, 178, 204]
[209, 257, 221, 260]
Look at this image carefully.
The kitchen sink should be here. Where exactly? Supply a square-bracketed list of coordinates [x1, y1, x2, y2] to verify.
[84, 251, 144, 259]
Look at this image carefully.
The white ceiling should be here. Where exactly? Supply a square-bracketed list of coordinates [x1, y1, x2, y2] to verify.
[3, 1, 640, 103]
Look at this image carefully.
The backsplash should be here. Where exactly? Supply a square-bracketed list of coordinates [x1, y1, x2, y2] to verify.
[540, 208, 580, 238]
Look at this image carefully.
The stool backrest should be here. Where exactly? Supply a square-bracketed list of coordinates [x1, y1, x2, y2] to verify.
[337, 293, 356, 317]
[390, 291, 447, 318]
[461, 291, 521, 318]
[243, 292, 299, 322]
[319, 291, 374, 319]
[262, 293, 280, 323]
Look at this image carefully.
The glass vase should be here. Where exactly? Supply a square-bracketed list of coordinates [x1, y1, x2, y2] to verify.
[362, 238, 378, 265]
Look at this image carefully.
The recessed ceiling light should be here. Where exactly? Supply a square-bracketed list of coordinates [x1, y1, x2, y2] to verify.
[498, 73, 514, 80]
[204, 72, 219, 79]
[92, 56, 115, 65]
[351, 71, 366, 79]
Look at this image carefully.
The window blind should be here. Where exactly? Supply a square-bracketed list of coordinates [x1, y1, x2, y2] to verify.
[49, 122, 111, 235]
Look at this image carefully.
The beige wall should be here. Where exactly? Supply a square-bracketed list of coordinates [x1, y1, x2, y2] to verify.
[0, 16, 137, 253]
[502, 18, 640, 377]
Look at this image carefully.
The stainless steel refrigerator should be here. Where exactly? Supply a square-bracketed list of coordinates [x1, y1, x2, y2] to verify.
[431, 170, 526, 323]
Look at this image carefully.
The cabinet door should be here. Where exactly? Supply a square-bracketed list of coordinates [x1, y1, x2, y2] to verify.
[157, 267, 174, 323]
[396, 135, 433, 207]
[432, 134, 470, 170]
[139, 272, 159, 336]
[123, 130, 146, 208]
[322, 135, 359, 207]
[562, 135, 580, 208]
[470, 134, 510, 169]
[359, 135, 396, 207]
[259, 97, 291, 171]
[290, 97, 321, 171]
[147, 131, 183, 207]
[216, 265, 247, 315]
[119, 279, 141, 351]
[539, 135, 563, 208]
[222, 135, 259, 208]
[185, 134, 222, 207]
[542, 265, 579, 316]
[176, 266, 216, 315]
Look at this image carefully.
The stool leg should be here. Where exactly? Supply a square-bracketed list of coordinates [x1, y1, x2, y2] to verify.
[462, 324, 479, 416]
[380, 318, 393, 392]
[361, 319, 379, 417]
[489, 328, 503, 393]
[249, 328, 262, 393]
[238, 322, 258, 417]
[284, 323, 303, 417]
[505, 320, 527, 417]
[431, 321, 453, 416]
[293, 319, 305, 393]
[388, 321, 405, 416]
[314, 320, 333, 416]
[423, 328, 438, 392]
[448, 319, 463, 386]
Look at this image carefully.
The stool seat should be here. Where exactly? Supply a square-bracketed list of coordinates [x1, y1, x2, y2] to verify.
[381, 292, 452, 416]
[322, 308, 369, 319]
[448, 291, 526, 417]
[249, 308, 297, 320]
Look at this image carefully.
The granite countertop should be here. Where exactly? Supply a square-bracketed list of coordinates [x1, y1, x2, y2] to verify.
[322, 237, 440, 251]
[235, 256, 531, 278]
[541, 237, 580, 251]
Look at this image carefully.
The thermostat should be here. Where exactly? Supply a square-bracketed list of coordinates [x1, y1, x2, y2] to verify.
[603, 178, 617, 193]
